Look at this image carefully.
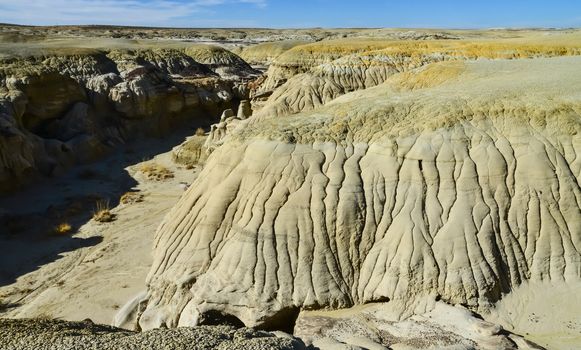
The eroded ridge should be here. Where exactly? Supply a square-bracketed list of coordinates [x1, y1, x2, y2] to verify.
[254, 51, 450, 119]
[135, 57, 581, 331]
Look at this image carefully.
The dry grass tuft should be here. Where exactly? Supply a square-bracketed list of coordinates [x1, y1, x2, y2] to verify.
[53, 223, 72, 235]
[92, 200, 115, 223]
[139, 162, 174, 181]
[120, 191, 144, 205]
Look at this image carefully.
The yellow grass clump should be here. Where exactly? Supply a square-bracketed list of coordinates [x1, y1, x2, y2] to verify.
[139, 163, 175, 181]
[53, 223, 73, 235]
[92, 200, 115, 223]
[120, 191, 144, 205]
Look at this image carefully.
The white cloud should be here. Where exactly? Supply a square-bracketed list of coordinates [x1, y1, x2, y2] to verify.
[0, 0, 266, 27]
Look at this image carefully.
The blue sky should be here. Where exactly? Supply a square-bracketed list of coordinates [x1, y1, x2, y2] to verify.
[0, 0, 579, 28]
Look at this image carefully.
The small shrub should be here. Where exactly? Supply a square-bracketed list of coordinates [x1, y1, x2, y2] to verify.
[92, 200, 116, 223]
[139, 163, 174, 181]
[53, 223, 72, 235]
[120, 191, 144, 205]
[195, 127, 206, 136]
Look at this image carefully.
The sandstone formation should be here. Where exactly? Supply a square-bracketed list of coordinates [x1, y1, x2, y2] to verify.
[0, 318, 307, 350]
[254, 50, 443, 120]
[254, 40, 391, 95]
[0, 45, 258, 192]
[131, 56, 581, 341]
[253, 38, 469, 96]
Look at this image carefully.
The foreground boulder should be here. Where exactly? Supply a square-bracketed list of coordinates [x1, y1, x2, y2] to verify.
[129, 57, 581, 340]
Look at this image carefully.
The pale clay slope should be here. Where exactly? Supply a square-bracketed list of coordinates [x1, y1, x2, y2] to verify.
[127, 56, 581, 346]
[483, 280, 581, 349]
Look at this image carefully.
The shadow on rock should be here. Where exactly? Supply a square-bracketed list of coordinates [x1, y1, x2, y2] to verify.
[0, 127, 196, 288]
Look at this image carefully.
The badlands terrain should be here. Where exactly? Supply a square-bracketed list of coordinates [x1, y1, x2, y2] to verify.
[0, 25, 580, 349]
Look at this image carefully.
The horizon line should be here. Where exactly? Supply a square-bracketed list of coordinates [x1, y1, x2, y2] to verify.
[0, 22, 578, 31]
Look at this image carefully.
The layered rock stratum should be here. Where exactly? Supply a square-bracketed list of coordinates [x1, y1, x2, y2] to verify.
[132, 56, 581, 348]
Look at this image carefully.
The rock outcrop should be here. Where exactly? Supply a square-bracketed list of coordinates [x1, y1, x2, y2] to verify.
[295, 302, 544, 349]
[0, 46, 259, 192]
[131, 57, 581, 335]
[254, 51, 447, 120]
[184, 46, 260, 80]
[255, 40, 393, 95]
[204, 101, 253, 152]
